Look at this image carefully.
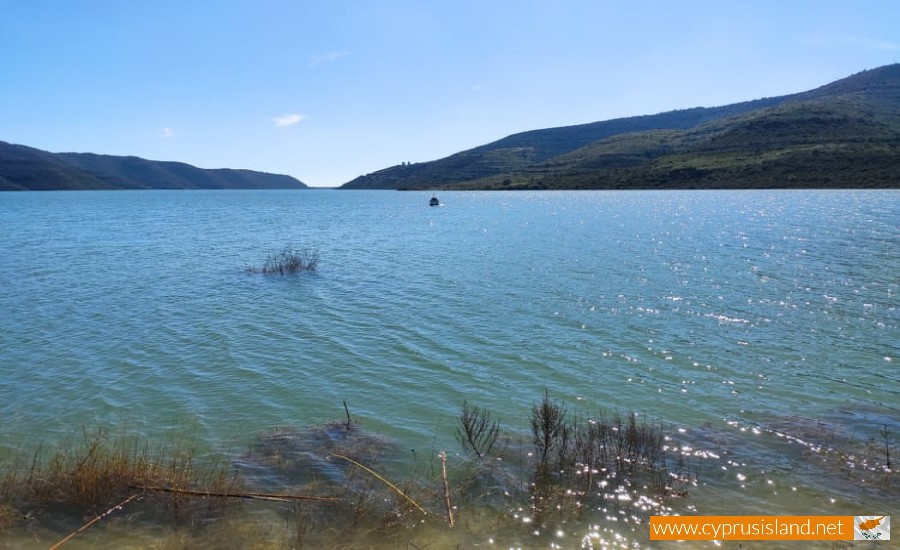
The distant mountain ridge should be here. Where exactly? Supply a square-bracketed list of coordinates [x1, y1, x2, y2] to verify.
[341, 64, 900, 190]
[0, 142, 307, 190]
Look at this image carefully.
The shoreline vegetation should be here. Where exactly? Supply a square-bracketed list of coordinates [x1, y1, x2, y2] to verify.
[1, 394, 691, 547]
[1, 394, 893, 547]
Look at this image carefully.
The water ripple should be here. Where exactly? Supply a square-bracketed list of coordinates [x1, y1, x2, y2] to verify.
[1, 190, 897, 501]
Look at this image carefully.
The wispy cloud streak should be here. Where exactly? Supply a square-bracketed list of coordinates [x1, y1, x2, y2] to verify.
[273, 113, 305, 127]
[307, 51, 348, 67]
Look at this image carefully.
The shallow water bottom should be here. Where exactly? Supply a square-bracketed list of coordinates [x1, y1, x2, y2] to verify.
[1, 412, 894, 550]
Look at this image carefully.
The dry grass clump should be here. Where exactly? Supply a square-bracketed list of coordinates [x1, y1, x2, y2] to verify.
[0, 428, 238, 535]
[28, 429, 164, 509]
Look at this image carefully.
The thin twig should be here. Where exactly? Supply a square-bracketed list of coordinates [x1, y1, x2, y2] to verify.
[343, 400, 353, 429]
[329, 453, 428, 515]
[440, 451, 454, 527]
[129, 485, 340, 502]
[49, 493, 140, 550]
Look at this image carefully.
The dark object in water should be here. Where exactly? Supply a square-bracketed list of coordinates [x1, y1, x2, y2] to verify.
[429, 196, 439, 206]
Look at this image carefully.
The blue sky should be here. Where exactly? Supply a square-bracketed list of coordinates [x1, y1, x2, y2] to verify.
[2, 1, 898, 187]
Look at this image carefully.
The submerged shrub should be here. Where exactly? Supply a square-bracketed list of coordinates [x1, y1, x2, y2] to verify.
[456, 401, 501, 459]
[530, 390, 567, 469]
[249, 246, 320, 275]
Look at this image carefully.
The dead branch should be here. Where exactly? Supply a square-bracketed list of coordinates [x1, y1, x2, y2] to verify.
[129, 485, 340, 502]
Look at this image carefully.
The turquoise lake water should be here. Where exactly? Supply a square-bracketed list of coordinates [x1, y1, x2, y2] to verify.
[0, 189, 897, 547]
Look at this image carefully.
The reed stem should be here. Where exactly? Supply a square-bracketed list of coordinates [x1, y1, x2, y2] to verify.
[329, 453, 428, 516]
[49, 493, 140, 550]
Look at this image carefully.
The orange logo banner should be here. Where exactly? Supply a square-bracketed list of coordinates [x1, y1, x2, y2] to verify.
[650, 516, 856, 541]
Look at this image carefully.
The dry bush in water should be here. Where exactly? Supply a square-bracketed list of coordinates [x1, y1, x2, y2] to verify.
[449, 393, 686, 524]
[248, 246, 320, 275]
[456, 400, 501, 459]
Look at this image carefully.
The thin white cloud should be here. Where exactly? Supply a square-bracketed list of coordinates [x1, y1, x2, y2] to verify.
[273, 113, 305, 127]
[159, 126, 176, 138]
[471, 83, 488, 92]
[307, 51, 348, 68]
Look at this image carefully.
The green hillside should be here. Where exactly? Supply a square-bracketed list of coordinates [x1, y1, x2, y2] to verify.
[0, 142, 307, 191]
[341, 64, 900, 190]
